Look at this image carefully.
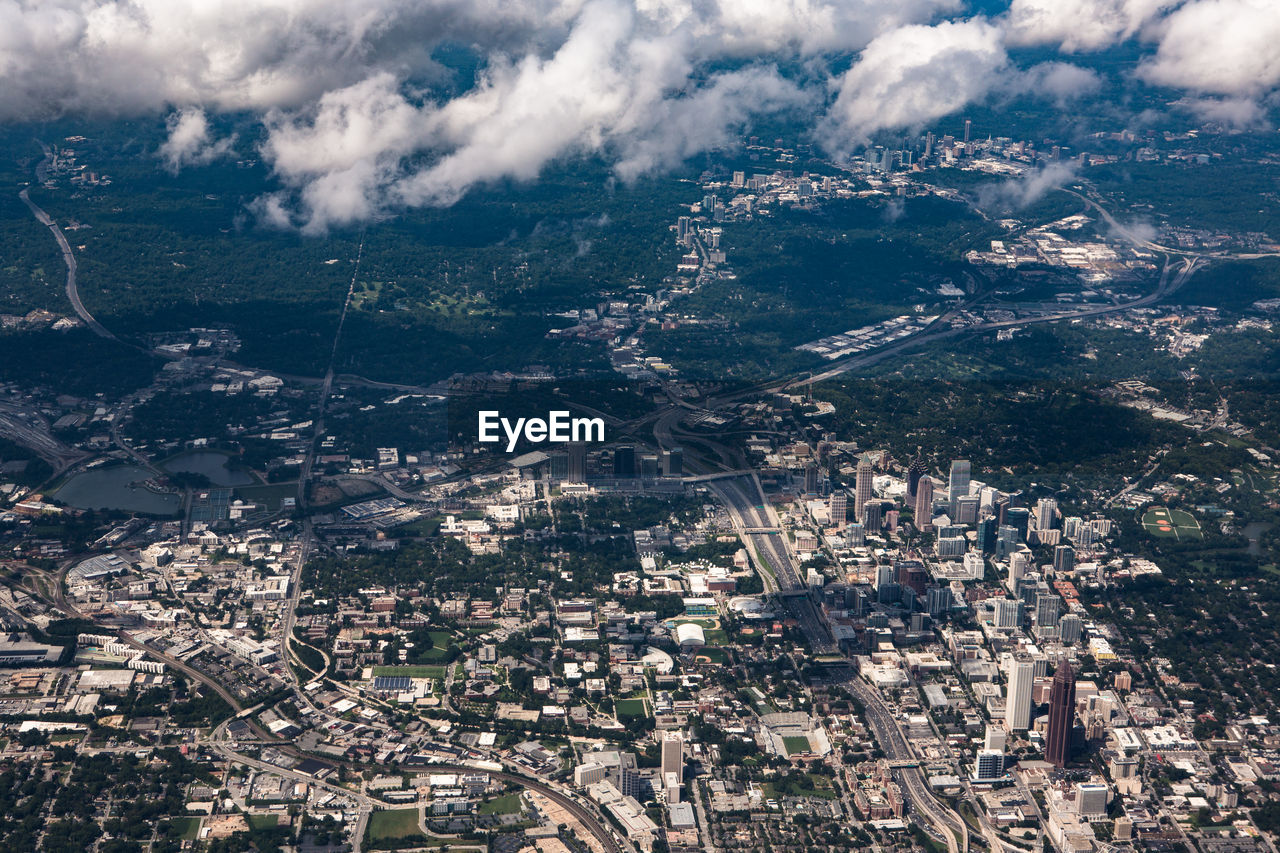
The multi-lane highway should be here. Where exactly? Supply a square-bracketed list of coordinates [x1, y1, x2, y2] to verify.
[842, 675, 969, 853]
[708, 473, 835, 652]
[707, 474, 968, 852]
[799, 254, 1200, 387]
[0, 400, 88, 472]
[19, 162, 117, 342]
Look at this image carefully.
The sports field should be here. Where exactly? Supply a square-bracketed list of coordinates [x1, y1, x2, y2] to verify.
[366, 809, 424, 842]
[782, 735, 812, 756]
[615, 697, 650, 719]
[1142, 506, 1202, 540]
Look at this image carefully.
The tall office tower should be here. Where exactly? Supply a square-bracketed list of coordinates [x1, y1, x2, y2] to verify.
[1046, 660, 1077, 767]
[1063, 516, 1083, 540]
[994, 597, 1022, 630]
[676, 216, 691, 242]
[619, 765, 642, 798]
[1053, 544, 1075, 573]
[897, 560, 929, 596]
[925, 131, 935, 158]
[550, 453, 569, 481]
[847, 522, 866, 546]
[964, 118, 972, 143]
[1005, 658, 1035, 731]
[948, 459, 971, 512]
[1059, 613, 1083, 644]
[1006, 507, 1030, 541]
[661, 733, 683, 781]
[994, 496, 1011, 525]
[963, 551, 985, 580]
[662, 447, 683, 477]
[850, 587, 868, 617]
[862, 501, 883, 531]
[613, 445, 635, 479]
[1076, 783, 1108, 818]
[875, 563, 896, 590]
[926, 585, 952, 617]
[640, 454, 659, 479]
[1110, 755, 1138, 781]
[979, 487, 999, 514]
[1035, 498, 1058, 531]
[984, 725, 1008, 752]
[567, 442, 588, 484]
[829, 492, 847, 529]
[996, 526, 1020, 561]
[954, 494, 980, 525]
[976, 516, 998, 554]
[1019, 579, 1046, 608]
[804, 464, 819, 495]
[855, 455, 874, 518]
[1035, 593, 1062, 628]
[937, 536, 967, 558]
[914, 477, 935, 529]
[907, 458, 926, 499]
[974, 749, 1005, 781]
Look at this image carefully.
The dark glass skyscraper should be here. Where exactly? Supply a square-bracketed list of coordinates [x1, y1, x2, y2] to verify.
[907, 458, 926, 499]
[804, 464, 819, 495]
[567, 442, 588, 483]
[1046, 659, 1077, 767]
[976, 515, 998, 554]
[613, 445, 635, 479]
[1006, 506, 1031, 541]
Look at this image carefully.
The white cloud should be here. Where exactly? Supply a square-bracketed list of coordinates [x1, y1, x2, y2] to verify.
[260, 2, 810, 230]
[1140, 0, 1280, 96]
[640, 0, 963, 56]
[1004, 0, 1178, 52]
[157, 108, 235, 173]
[819, 19, 1008, 154]
[0, 0, 957, 122]
[0, 0, 574, 119]
[1176, 96, 1268, 129]
[976, 160, 1079, 211]
[3, 0, 1277, 230]
[1106, 217, 1160, 245]
[1016, 62, 1103, 105]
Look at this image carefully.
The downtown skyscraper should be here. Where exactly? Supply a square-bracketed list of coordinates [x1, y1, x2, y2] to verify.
[948, 459, 970, 514]
[1046, 659, 1077, 767]
[914, 477, 934, 530]
[855, 455, 874, 521]
[1005, 657, 1035, 731]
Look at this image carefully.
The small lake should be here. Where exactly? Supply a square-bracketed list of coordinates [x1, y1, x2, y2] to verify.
[163, 451, 254, 486]
[1243, 521, 1273, 558]
[54, 465, 180, 515]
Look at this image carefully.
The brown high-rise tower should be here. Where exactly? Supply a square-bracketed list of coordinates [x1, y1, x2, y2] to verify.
[1046, 659, 1077, 767]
